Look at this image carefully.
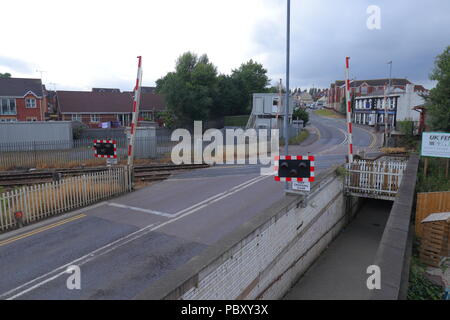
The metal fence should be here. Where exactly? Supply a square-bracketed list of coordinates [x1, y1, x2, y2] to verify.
[0, 166, 130, 232]
[345, 159, 408, 201]
[0, 135, 175, 169]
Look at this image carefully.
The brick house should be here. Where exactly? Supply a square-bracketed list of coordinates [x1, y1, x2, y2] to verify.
[327, 78, 427, 112]
[56, 89, 166, 128]
[0, 78, 47, 122]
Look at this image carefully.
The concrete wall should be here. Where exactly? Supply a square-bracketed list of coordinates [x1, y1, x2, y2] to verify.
[136, 169, 362, 300]
[370, 155, 419, 300]
[0, 121, 73, 150]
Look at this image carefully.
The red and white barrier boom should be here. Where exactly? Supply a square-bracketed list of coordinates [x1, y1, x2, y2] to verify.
[128, 56, 143, 169]
[344, 57, 354, 163]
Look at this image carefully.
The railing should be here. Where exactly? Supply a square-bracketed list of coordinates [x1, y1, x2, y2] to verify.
[345, 159, 408, 200]
[0, 136, 174, 170]
[0, 166, 130, 232]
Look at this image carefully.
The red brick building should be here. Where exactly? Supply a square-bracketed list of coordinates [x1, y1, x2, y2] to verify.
[327, 78, 427, 112]
[0, 78, 47, 122]
[56, 89, 166, 128]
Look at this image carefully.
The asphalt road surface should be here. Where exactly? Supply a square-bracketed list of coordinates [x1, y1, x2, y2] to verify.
[0, 112, 378, 300]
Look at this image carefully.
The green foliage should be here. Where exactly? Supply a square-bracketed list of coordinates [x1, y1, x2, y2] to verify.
[397, 120, 418, 150]
[224, 115, 249, 127]
[228, 60, 271, 115]
[425, 46, 450, 132]
[156, 52, 218, 125]
[407, 257, 443, 300]
[215, 74, 241, 116]
[398, 120, 414, 136]
[293, 108, 309, 127]
[156, 111, 176, 129]
[279, 129, 309, 146]
[0, 73, 11, 78]
[156, 53, 271, 123]
[416, 157, 450, 192]
[335, 166, 348, 178]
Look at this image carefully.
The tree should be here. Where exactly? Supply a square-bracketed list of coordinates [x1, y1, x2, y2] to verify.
[214, 74, 240, 116]
[230, 60, 270, 114]
[0, 73, 11, 78]
[293, 108, 309, 127]
[425, 46, 450, 132]
[156, 52, 218, 125]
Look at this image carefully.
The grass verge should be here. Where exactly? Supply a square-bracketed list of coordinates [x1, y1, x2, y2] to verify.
[280, 129, 309, 146]
[314, 109, 345, 118]
[224, 115, 249, 127]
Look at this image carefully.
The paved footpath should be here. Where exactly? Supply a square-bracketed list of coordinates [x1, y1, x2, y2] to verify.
[283, 199, 392, 300]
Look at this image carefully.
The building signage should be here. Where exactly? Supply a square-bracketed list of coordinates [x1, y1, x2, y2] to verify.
[421, 132, 450, 158]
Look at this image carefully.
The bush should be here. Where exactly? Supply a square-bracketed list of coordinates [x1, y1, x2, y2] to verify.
[408, 257, 443, 300]
[398, 120, 414, 136]
[293, 108, 309, 127]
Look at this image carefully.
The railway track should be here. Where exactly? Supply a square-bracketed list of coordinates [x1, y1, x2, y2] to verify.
[0, 164, 209, 187]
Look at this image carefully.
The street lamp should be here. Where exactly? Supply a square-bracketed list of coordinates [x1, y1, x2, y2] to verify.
[283, 0, 291, 189]
[284, 0, 290, 157]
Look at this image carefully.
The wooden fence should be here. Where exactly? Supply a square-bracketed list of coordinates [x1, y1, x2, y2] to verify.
[345, 159, 408, 201]
[415, 191, 450, 238]
[0, 166, 130, 232]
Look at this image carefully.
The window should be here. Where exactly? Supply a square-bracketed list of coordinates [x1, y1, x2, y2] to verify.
[25, 98, 37, 108]
[361, 86, 368, 95]
[0, 118, 17, 122]
[90, 114, 100, 122]
[0, 98, 16, 115]
[390, 98, 395, 109]
[72, 114, 82, 121]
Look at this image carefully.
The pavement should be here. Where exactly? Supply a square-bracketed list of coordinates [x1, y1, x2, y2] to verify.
[0, 111, 380, 300]
[283, 199, 392, 300]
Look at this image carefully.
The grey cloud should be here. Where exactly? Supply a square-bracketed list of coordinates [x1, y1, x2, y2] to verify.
[251, 0, 450, 89]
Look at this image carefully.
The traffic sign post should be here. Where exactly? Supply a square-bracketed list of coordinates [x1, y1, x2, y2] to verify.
[93, 140, 117, 159]
[274, 155, 315, 205]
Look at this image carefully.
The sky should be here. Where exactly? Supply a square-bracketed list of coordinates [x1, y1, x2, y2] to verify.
[0, 0, 449, 91]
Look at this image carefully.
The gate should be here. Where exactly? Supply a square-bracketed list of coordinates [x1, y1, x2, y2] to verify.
[345, 158, 408, 201]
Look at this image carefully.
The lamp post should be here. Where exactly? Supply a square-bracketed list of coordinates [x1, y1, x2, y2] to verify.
[283, 0, 291, 189]
[283, 0, 291, 158]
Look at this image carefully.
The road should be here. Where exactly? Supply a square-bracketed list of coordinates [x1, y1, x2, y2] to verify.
[0, 112, 379, 300]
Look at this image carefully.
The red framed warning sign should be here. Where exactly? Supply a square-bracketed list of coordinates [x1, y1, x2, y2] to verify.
[93, 140, 117, 159]
[274, 155, 315, 182]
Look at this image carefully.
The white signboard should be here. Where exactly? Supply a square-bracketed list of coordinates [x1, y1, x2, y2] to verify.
[107, 158, 118, 166]
[292, 181, 311, 192]
[421, 132, 450, 158]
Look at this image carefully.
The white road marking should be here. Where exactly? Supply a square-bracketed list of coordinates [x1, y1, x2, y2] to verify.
[2, 223, 155, 300]
[173, 175, 266, 217]
[2, 174, 270, 299]
[107, 203, 174, 218]
[149, 175, 270, 232]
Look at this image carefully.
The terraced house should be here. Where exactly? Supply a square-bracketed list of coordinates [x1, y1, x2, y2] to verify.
[0, 77, 47, 122]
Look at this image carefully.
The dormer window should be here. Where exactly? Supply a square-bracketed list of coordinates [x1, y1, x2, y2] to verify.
[25, 98, 37, 108]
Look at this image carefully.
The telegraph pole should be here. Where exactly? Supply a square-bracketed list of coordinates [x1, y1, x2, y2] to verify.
[384, 61, 393, 147]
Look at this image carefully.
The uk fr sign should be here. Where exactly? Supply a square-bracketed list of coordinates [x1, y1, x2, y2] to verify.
[421, 132, 450, 158]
